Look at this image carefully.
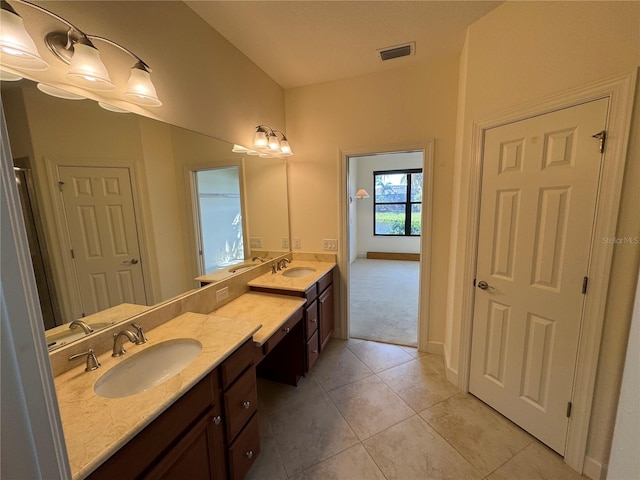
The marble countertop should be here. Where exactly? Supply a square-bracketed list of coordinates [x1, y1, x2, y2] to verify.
[247, 260, 336, 292]
[55, 312, 261, 479]
[212, 293, 306, 347]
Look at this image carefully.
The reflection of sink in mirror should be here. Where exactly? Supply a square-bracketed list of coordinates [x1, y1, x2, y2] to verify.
[46, 322, 115, 351]
[94, 339, 202, 399]
[282, 267, 317, 278]
[228, 263, 258, 274]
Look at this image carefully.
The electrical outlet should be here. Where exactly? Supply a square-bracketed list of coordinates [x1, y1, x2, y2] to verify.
[293, 237, 301, 249]
[282, 237, 290, 249]
[250, 237, 263, 248]
[323, 239, 338, 251]
[216, 287, 229, 302]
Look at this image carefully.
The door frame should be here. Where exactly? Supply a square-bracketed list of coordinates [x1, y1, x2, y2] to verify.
[458, 71, 637, 472]
[44, 158, 150, 321]
[338, 140, 434, 353]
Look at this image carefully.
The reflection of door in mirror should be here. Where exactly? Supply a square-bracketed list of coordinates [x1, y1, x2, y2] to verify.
[57, 165, 147, 316]
[193, 167, 245, 274]
[14, 158, 62, 329]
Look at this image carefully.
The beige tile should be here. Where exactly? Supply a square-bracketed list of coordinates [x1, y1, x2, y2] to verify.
[377, 358, 459, 411]
[321, 337, 363, 356]
[420, 394, 533, 475]
[290, 444, 386, 480]
[311, 346, 374, 391]
[417, 353, 447, 376]
[246, 413, 287, 480]
[363, 415, 483, 480]
[348, 341, 414, 372]
[487, 442, 588, 480]
[269, 393, 359, 476]
[257, 374, 325, 415]
[328, 375, 414, 440]
[400, 345, 428, 358]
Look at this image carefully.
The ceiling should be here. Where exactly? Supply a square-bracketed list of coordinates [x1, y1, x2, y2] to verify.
[185, 1, 502, 90]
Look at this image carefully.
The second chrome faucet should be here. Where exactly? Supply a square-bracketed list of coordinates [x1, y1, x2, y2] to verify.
[112, 323, 147, 357]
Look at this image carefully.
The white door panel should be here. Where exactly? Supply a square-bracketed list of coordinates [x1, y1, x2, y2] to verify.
[59, 166, 146, 315]
[470, 98, 608, 454]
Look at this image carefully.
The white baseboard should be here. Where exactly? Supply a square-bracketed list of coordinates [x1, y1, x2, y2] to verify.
[426, 341, 443, 355]
[583, 456, 607, 480]
[443, 347, 460, 387]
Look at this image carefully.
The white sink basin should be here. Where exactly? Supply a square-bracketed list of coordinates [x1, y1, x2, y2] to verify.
[282, 267, 317, 278]
[94, 339, 202, 398]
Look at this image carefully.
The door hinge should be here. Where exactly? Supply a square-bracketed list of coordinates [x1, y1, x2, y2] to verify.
[566, 401, 572, 418]
[57, 181, 65, 192]
[582, 276, 589, 294]
[592, 130, 606, 154]
[70, 249, 75, 259]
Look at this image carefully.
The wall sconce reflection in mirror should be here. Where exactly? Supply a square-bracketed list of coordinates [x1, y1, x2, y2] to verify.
[231, 125, 294, 159]
[0, 0, 162, 109]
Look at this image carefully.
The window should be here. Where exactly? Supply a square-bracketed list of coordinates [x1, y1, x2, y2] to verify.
[193, 167, 244, 274]
[373, 169, 423, 236]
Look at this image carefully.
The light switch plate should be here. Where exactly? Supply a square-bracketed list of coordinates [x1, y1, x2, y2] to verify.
[282, 237, 290, 249]
[216, 287, 229, 302]
[322, 239, 338, 251]
[250, 237, 263, 248]
[293, 237, 301, 249]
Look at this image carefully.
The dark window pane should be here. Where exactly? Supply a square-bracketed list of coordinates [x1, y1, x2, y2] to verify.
[375, 204, 406, 235]
[410, 204, 422, 235]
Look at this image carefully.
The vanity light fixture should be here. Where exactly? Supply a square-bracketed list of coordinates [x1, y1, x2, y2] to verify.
[251, 125, 293, 157]
[0, 0, 162, 107]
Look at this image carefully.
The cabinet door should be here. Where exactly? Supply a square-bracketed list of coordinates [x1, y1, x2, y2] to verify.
[143, 412, 224, 480]
[318, 284, 334, 352]
[305, 299, 319, 340]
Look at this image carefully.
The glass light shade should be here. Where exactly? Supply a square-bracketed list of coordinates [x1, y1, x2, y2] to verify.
[267, 133, 280, 151]
[246, 150, 260, 155]
[355, 189, 370, 199]
[0, 68, 22, 81]
[98, 102, 130, 113]
[279, 140, 293, 156]
[124, 67, 162, 107]
[253, 130, 268, 148]
[259, 152, 274, 158]
[37, 83, 86, 100]
[66, 43, 115, 91]
[0, 9, 48, 70]
[232, 144, 249, 153]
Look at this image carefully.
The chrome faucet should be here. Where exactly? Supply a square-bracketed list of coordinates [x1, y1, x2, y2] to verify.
[277, 258, 291, 270]
[131, 323, 147, 344]
[251, 256, 266, 263]
[68, 348, 100, 371]
[69, 320, 94, 334]
[112, 329, 139, 357]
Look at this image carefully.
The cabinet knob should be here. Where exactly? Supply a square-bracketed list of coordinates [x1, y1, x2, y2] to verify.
[312, 349, 318, 354]
[212, 415, 221, 425]
[283, 327, 290, 333]
[242, 401, 251, 409]
[245, 450, 253, 459]
[311, 318, 317, 323]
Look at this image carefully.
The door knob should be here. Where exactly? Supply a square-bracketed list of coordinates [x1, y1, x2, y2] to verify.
[122, 258, 139, 265]
[477, 280, 491, 290]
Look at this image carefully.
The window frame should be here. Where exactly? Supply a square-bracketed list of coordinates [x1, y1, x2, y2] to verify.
[373, 168, 423, 237]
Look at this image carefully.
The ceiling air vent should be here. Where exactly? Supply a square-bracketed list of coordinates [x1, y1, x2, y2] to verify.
[377, 42, 415, 62]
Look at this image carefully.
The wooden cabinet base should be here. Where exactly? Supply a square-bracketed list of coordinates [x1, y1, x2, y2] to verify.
[228, 414, 261, 480]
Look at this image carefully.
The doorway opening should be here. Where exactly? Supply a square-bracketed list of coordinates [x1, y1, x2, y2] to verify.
[347, 151, 424, 347]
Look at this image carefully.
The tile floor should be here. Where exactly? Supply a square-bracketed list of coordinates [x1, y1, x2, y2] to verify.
[246, 338, 588, 480]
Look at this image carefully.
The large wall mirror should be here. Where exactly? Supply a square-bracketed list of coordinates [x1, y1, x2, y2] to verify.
[2, 79, 290, 350]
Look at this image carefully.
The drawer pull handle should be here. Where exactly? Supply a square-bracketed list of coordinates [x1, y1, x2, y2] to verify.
[212, 415, 221, 425]
[245, 450, 253, 459]
[283, 327, 291, 333]
[311, 319, 317, 323]
[242, 401, 251, 409]
[312, 349, 318, 354]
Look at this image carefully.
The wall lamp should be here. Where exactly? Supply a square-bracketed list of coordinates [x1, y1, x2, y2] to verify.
[0, 0, 162, 107]
[231, 125, 294, 159]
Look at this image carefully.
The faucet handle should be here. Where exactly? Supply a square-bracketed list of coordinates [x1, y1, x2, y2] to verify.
[131, 323, 147, 344]
[68, 348, 100, 372]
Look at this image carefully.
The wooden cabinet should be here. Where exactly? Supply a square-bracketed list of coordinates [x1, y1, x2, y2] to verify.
[88, 338, 260, 480]
[249, 267, 335, 374]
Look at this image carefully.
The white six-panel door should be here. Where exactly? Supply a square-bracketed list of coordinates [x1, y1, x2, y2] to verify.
[58, 166, 146, 316]
[469, 98, 609, 454]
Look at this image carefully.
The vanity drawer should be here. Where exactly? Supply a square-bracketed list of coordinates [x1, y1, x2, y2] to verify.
[306, 329, 320, 371]
[220, 338, 255, 390]
[305, 299, 319, 339]
[317, 270, 333, 295]
[228, 413, 261, 480]
[263, 308, 302, 355]
[224, 366, 258, 442]
[305, 283, 318, 303]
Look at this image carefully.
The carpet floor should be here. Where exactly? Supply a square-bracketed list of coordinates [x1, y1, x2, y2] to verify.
[349, 258, 419, 347]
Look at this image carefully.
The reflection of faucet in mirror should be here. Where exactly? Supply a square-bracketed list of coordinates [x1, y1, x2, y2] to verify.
[69, 320, 94, 335]
[2, 78, 291, 352]
[277, 258, 291, 270]
[252, 256, 266, 263]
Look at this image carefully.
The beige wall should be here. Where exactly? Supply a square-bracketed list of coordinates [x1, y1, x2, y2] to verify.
[285, 57, 459, 346]
[446, 1, 640, 470]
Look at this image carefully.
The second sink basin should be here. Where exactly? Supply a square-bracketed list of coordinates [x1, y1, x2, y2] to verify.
[94, 338, 202, 398]
[282, 267, 317, 278]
